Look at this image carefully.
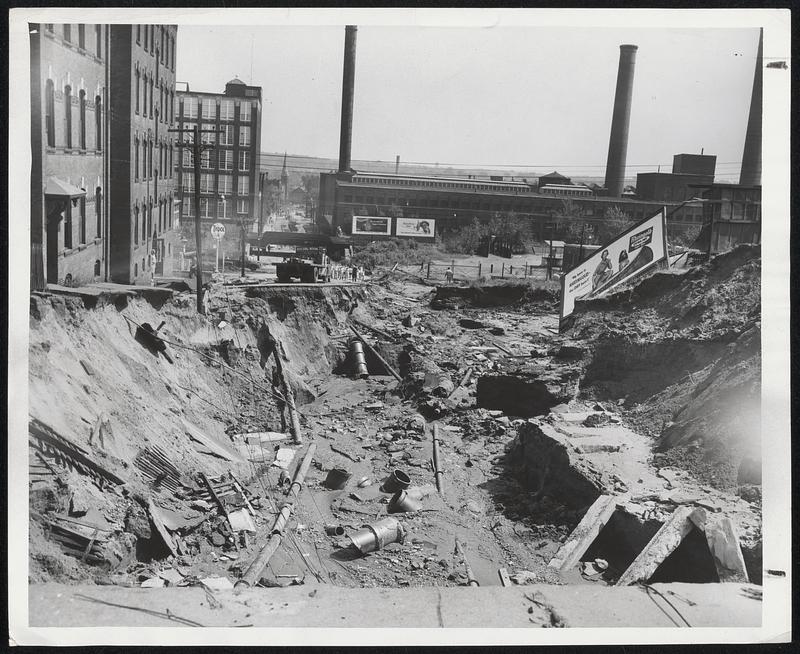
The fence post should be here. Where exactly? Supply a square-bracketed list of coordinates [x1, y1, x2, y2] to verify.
[510, 264, 513, 275]
[427, 261, 431, 279]
[478, 263, 481, 278]
[490, 264, 493, 274]
[501, 263, 505, 278]
[524, 263, 528, 277]
[420, 261, 424, 272]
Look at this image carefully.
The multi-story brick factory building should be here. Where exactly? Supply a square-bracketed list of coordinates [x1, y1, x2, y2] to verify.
[109, 24, 179, 284]
[175, 78, 262, 259]
[30, 23, 109, 287]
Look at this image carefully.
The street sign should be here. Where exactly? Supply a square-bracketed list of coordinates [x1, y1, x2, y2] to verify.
[210, 223, 226, 240]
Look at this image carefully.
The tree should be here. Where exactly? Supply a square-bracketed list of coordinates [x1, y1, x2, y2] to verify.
[301, 173, 320, 198]
[595, 206, 633, 245]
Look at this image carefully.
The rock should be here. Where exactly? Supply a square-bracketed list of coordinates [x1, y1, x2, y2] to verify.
[488, 327, 505, 336]
[459, 319, 485, 329]
[402, 314, 420, 327]
[210, 532, 226, 547]
[555, 343, 586, 360]
[582, 413, 611, 428]
[124, 502, 152, 539]
[510, 570, 539, 585]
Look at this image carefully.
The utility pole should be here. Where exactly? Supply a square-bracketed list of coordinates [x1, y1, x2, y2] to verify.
[169, 123, 222, 313]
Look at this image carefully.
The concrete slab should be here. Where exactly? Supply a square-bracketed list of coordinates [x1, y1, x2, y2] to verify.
[27, 581, 761, 630]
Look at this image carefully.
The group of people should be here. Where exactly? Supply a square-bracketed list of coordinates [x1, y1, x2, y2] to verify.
[327, 263, 365, 283]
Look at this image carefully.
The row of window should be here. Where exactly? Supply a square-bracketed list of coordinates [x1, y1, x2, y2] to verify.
[179, 96, 254, 123]
[352, 175, 529, 194]
[180, 173, 250, 195]
[132, 193, 176, 246]
[182, 149, 250, 171]
[178, 122, 251, 147]
[182, 197, 249, 218]
[44, 80, 102, 151]
[135, 67, 174, 123]
[134, 134, 175, 182]
[135, 24, 176, 72]
[62, 187, 103, 250]
[45, 24, 103, 59]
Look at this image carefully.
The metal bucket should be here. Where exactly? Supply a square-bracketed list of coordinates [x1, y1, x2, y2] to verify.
[324, 467, 352, 490]
[348, 517, 406, 554]
[388, 490, 422, 514]
[380, 469, 411, 494]
[325, 524, 345, 536]
[351, 340, 369, 379]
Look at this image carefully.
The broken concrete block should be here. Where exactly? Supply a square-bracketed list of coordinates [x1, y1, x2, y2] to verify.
[548, 494, 618, 572]
[615, 505, 706, 586]
[141, 576, 165, 588]
[271, 447, 296, 470]
[200, 576, 234, 590]
[228, 508, 257, 533]
[80, 360, 96, 376]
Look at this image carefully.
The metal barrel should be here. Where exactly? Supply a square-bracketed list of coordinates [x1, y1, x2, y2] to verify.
[325, 524, 345, 536]
[380, 469, 411, 494]
[351, 340, 369, 379]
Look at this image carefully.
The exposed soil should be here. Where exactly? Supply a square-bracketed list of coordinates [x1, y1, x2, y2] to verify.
[27, 247, 761, 592]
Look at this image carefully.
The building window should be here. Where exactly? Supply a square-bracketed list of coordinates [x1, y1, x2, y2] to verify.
[220, 99, 234, 121]
[159, 84, 164, 121]
[160, 27, 165, 60]
[64, 203, 73, 249]
[183, 122, 196, 143]
[143, 204, 148, 244]
[169, 91, 174, 123]
[184, 96, 198, 119]
[218, 174, 232, 194]
[45, 80, 55, 147]
[220, 124, 234, 146]
[171, 37, 175, 71]
[64, 85, 73, 148]
[95, 25, 102, 57]
[183, 197, 194, 217]
[78, 90, 86, 149]
[144, 24, 149, 50]
[201, 150, 211, 169]
[94, 259, 101, 277]
[141, 139, 147, 178]
[63, 24, 71, 42]
[201, 99, 215, 120]
[134, 206, 139, 245]
[78, 24, 85, 49]
[134, 137, 139, 179]
[239, 102, 252, 122]
[135, 70, 140, 114]
[219, 150, 232, 170]
[200, 198, 212, 218]
[170, 144, 174, 176]
[237, 199, 249, 214]
[238, 151, 249, 171]
[182, 147, 192, 168]
[183, 174, 195, 193]
[238, 176, 250, 196]
[200, 174, 214, 193]
[94, 96, 102, 150]
[201, 128, 216, 145]
[79, 196, 86, 244]
[239, 126, 251, 147]
[95, 187, 102, 238]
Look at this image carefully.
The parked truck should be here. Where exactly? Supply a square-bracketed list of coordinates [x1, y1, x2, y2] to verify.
[275, 248, 329, 283]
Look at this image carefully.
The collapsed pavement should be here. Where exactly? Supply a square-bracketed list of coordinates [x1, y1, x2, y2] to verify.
[27, 248, 763, 625]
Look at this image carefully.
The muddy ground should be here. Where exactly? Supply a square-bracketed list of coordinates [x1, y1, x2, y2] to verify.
[27, 246, 762, 593]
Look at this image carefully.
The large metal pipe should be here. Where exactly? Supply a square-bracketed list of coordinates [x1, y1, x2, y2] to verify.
[432, 424, 444, 493]
[604, 45, 638, 197]
[739, 28, 763, 186]
[338, 25, 358, 173]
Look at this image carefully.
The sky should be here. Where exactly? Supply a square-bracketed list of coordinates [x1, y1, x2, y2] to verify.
[176, 24, 761, 179]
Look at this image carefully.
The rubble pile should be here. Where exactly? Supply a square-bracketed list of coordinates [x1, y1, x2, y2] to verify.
[28, 249, 762, 593]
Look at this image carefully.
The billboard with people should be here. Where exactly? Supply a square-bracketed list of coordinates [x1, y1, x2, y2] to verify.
[352, 215, 391, 236]
[559, 209, 668, 329]
[395, 217, 435, 238]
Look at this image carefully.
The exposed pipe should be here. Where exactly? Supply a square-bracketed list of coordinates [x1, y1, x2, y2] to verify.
[235, 443, 316, 588]
[432, 424, 444, 494]
[349, 324, 402, 381]
[455, 539, 479, 586]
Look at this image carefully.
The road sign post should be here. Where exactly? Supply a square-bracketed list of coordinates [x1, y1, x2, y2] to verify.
[211, 223, 225, 273]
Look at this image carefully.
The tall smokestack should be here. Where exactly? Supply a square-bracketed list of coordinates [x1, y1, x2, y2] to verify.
[338, 25, 357, 174]
[395, 155, 400, 174]
[739, 28, 763, 186]
[604, 44, 638, 197]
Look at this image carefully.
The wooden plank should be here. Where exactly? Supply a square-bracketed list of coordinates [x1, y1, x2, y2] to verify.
[548, 494, 619, 572]
[498, 567, 512, 587]
[147, 499, 179, 558]
[615, 506, 703, 586]
[704, 516, 750, 583]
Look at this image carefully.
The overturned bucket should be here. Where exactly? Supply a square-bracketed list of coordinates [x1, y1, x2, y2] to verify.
[351, 340, 369, 379]
[388, 490, 422, 514]
[380, 469, 411, 494]
[348, 517, 406, 555]
[324, 467, 352, 490]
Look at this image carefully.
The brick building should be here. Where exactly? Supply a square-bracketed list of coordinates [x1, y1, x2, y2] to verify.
[30, 23, 109, 287]
[108, 24, 179, 284]
[175, 78, 262, 258]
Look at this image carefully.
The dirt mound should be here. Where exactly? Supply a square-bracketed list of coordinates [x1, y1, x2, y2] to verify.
[567, 245, 761, 491]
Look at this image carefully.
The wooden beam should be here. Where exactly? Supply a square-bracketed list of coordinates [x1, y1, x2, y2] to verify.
[548, 494, 619, 572]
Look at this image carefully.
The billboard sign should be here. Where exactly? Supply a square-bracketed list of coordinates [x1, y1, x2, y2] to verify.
[559, 209, 668, 328]
[352, 215, 391, 236]
[395, 217, 435, 238]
